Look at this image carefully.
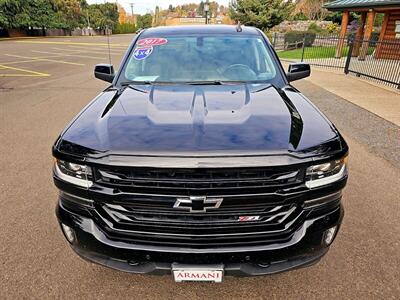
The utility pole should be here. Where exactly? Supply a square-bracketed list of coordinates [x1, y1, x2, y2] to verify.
[130, 3, 134, 16]
[204, 2, 209, 25]
[130, 3, 134, 24]
[154, 6, 160, 26]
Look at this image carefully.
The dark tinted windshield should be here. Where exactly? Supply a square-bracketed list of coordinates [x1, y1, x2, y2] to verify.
[119, 35, 280, 84]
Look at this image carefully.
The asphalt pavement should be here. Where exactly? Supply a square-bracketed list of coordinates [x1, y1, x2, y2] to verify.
[0, 34, 399, 299]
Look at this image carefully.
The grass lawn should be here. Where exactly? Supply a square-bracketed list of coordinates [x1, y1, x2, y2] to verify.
[277, 46, 374, 59]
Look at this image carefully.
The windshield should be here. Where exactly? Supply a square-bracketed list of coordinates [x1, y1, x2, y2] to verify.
[120, 35, 279, 84]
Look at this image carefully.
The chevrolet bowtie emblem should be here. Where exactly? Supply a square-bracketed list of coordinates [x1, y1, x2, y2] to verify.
[174, 196, 223, 213]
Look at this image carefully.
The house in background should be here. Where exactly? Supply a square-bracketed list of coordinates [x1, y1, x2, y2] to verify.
[324, 0, 400, 60]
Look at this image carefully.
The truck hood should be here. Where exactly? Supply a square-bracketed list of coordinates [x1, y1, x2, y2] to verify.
[60, 84, 338, 156]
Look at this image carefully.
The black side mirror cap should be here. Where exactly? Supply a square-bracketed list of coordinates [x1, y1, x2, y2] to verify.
[94, 64, 115, 83]
[286, 63, 311, 82]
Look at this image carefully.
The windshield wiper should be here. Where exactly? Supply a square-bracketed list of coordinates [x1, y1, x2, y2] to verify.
[119, 81, 178, 93]
[185, 80, 223, 85]
[120, 80, 252, 86]
[120, 80, 154, 86]
[121, 80, 184, 86]
[184, 80, 247, 85]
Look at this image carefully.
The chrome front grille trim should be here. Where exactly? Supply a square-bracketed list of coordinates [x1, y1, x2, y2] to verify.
[94, 166, 303, 195]
[91, 166, 307, 247]
[95, 208, 305, 237]
[265, 206, 296, 223]
[101, 202, 301, 229]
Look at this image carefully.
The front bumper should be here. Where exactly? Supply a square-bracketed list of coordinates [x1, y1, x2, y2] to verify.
[56, 199, 343, 276]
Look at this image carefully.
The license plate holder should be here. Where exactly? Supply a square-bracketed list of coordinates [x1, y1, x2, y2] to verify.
[172, 263, 224, 283]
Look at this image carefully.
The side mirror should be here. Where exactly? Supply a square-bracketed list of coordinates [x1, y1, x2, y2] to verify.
[94, 64, 115, 83]
[286, 63, 310, 82]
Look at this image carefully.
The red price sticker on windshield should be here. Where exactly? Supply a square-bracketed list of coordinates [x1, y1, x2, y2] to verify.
[137, 38, 168, 47]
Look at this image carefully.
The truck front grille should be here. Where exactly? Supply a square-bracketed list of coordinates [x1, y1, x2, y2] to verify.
[92, 166, 306, 248]
[95, 166, 303, 195]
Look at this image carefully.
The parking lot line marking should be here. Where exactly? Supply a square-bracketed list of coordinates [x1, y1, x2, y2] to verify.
[0, 74, 48, 77]
[31, 50, 105, 60]
[66, 45, 125, 53]
[67, 44, 126, 50]
[0, 64, 50, 77]
[52, 47, 123, 55]
[0, 59, 50, 65]
[69, 46, 124, 52]
[5, 54, 85, 66]
[16, 40, 129, 47]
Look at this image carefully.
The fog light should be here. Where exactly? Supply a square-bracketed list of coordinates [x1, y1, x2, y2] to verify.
[323, 226, 337, 245]
[61, 224, 76, 244]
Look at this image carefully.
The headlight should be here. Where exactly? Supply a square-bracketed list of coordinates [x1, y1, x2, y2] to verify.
[305, 156, 348, 188]
[54, 159, 93, 188]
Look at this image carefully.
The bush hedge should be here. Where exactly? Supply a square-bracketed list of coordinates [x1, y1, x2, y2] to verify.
[308, 22, 324, 34]
[113, 23, 136, 34]
[264, 30, 273, 42]
[284, 31, 316, 49]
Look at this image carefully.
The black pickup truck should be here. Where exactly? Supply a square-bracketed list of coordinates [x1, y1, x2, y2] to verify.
[53, 25, 348, 282]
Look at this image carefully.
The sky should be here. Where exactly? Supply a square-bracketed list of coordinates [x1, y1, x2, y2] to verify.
[87, 0, 230, 15]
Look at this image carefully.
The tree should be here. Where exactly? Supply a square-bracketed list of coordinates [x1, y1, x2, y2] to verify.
[197, 1, 204, 16]
[0, 0, 84, 30]
[137, 13, 152, 29]
[0, 0, 54, 29]
[209, 1, 219, 17]
[0, 11, 7, 28]
[294, 0, 329, 21]
[0, 0, 25, 28]
[100, 2, 119, 28]
[87, 3, 118, 29]
[0, 0, 119, 33]
[324, 11, 359, 24]
[28, 0, 58, 32]
[53, 0, 82, 30]
[229, 0, 294, 31]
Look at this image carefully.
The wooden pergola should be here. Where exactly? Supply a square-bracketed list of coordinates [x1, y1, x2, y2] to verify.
[324, 0, 400, 60]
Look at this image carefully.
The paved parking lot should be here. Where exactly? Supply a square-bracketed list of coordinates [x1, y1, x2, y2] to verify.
[0, 34, 399, 299]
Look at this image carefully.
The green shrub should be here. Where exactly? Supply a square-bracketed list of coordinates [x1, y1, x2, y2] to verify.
[264, 30, 272, 42]
[371, 31, 380, 42]
[113, 23, 136, 34]
[308, 22, 324, 34]
[291, 13, 309, 21]
[326, 23, 339, 33]
[284, 31, 316, 49]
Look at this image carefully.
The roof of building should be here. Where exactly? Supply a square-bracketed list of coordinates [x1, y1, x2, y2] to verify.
[140, 25, 260, 37]
[324, 0, 400, 10]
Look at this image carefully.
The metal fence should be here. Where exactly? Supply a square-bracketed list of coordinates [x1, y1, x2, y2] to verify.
[272, 33, 400, 89]
[345, 39, 400, 89]
[272, 33, 349, 69]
